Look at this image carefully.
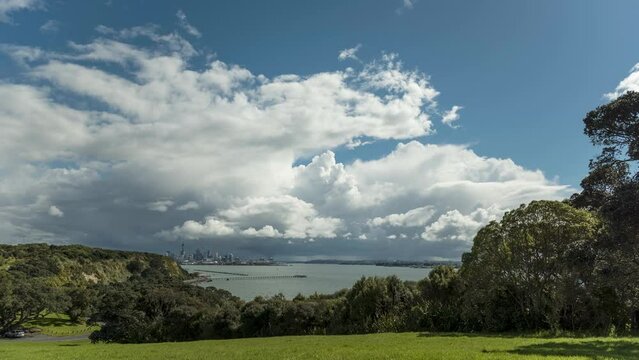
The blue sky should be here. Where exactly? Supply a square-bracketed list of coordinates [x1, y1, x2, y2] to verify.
[1, 0, 638, 259]
[4, 0, 638, 186]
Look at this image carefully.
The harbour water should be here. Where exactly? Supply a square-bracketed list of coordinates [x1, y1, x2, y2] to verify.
[183, 263, 431, 300]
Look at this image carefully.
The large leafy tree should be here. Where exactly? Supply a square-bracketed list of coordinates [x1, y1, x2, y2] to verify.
[571, 91, 639, 330]
[573, 90, 639, 240]
[460, 201, 600, 331]
[0, 273, 58, 333]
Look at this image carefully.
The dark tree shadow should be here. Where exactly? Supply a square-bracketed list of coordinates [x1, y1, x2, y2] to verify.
[502, 341, 639, 359]
[417, 332, 561, 339]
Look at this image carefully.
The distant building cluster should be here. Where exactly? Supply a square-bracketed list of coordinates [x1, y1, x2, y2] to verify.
[166, 243, 275, 265]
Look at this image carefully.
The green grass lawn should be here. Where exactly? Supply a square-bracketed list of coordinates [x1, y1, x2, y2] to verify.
[23, 314, 98, 337]
[2, 333, 639, 360]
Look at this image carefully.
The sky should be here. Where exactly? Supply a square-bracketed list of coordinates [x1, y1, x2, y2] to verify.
[1, 0, 639, 260]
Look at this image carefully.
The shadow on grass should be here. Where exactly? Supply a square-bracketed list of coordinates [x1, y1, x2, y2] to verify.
[417, 332, 563, 339]
[416, 330, 631, 339]
[58, 344, 81, 347]
[495, 341, 639, 359]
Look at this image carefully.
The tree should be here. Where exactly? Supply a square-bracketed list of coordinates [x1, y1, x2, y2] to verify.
[573, 91, 639, 238]
[0, 273, 57, 333]
[64, 286, 97, 323]
[583, 91, 639, 165]
[460, 201, 600, 331]
[340, 276, 417, 333]
[572, 91, 639, 330]
[126, 260, 145, 274]
[417, 265, 462, 331]
[90, 279, 243, 343]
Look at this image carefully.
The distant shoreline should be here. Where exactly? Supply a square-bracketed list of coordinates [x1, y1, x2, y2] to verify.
[182, 260, 459, 268]
[180, 261, 284, 266]
[291, 260, 459, 268]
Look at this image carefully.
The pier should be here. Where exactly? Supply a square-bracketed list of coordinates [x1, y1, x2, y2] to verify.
[208, 274, 307, 281]
[194, 269, 308, 281]
[184, 275, 212, 284]
[195, 269, 249, 276]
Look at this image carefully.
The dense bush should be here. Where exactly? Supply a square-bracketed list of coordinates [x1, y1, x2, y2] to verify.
[338, 276, 418, 333]
[460, 201, 601, 332]
[416, 265, 462, 331]
[0, 245, 188, 334]
[89, 280, 242, 343]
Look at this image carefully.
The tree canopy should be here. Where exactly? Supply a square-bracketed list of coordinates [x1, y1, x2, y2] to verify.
[460, 201, 600, 331]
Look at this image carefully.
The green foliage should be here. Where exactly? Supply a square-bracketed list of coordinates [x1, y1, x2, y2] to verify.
[460, 201, 601, 332]
[89, 274, 422, 342]
[0, 244, 187, 287]
[0, 272, 59, 333]
[340, 275, 417, 333]
[571, 91, 639, 331]
[0, 244, 186, 334]
[63, 286, 98, 323]
[583, 91, 639, 161]
[89, 278, 242, 343]
[416, 265, 463, 331]
[127, 260, 146, 274]
[238, 294, 340, 337]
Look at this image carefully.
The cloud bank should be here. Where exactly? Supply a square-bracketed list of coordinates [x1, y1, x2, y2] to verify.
[0, 24, 571, 259]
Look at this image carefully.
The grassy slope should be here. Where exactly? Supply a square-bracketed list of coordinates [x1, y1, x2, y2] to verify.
[2, 333, 639, 360]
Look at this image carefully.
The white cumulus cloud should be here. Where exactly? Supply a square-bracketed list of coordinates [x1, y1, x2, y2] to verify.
[0, 24, 572, 259]
[220, 196, 342, 239]
[164, 217, 234, 240]
[338, 44, 361, 61]
[421, 207, 501, 243]
[146, 200, 174, 212]
[176, 201, 199, 211]
[369, 206, 436, 227]
[0, 0, 41, 23]
[442, 105, 463, 127]
[606, 63, 639, 100]
[241, 225, 282, 238]
[48, 205, 64, 217]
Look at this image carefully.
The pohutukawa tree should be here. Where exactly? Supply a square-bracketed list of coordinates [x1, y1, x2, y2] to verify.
[460, 201, 601, 331]
[572, 90, 639, 330]
[575, 91, 639, 236]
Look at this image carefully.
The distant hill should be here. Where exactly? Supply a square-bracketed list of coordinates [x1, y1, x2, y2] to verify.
[0, 244, 187, 286]
[299, 259, 460, 268]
